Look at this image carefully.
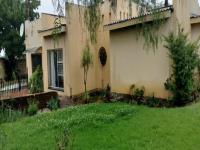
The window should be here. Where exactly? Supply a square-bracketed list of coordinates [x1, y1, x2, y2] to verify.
[48, 49, 64, 90]
[31, 54, 42, 73]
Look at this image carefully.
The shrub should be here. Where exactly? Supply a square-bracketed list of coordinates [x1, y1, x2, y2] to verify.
[0, 104, 25, 124]
[82, 91, 90, 103]
[105, 84, 111, 102]
[27, 100, 38, 116]
[129, 85, 145, 104]
[134, 87, 145, 104]
[29, 65, 43, 94]
[146, 94, 160, 107]
[47, 97, 60, 111]
[164, 28, 200, 106]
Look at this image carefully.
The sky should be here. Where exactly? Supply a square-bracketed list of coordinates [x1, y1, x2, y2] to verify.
[37, 0, 175, 15]
[37, 0, 200, 15]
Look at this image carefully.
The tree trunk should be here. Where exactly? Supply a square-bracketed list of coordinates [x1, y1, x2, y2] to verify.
[84, 68, 87, 93]
[164, 0, 168, 7]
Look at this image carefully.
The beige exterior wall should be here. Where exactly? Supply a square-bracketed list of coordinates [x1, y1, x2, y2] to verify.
[109, 17, 174, 98]
[41, 34, 69, 96]
[108, 0, 200, 98]
[40, 13, 66, 31]
[190, 0, 200, 15]
[62, 1, 138, 97]
[26, 0, 200, 99]
[173, 0, 191, 34]
[25, 19, 42, 79]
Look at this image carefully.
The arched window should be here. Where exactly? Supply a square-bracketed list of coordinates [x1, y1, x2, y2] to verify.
[98, 47, 107, 66]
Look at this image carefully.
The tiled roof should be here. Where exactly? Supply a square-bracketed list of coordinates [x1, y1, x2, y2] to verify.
[191, 14, 200, 18]
[105, 5, 173, 26]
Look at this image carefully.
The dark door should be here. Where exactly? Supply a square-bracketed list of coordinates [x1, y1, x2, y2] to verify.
[31, 54, 42, 73]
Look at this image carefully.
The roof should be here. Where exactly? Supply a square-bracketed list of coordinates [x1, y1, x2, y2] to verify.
[190, 14, 200, 24]
[41, 13, 65, 18]
[106, 5, 173, 27]
[24, 46, 42, 54]
[38, 24, 66, 33]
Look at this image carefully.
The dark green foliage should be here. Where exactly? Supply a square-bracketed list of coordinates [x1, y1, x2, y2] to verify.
[105, 84, 112, 102]
[29, 65, 43, 94]
[81, 45, 93, 102]
[130, 85, 145, 104]
[0, 105, 25, 124]
[47, 97, 60, 111]
[99, 84, 112, 103]
[164, 29, 200, 105]
[82, 91, 90, 103]
[134, 87, 145, 104]
[0, 0, 40, 79]
[146, 94, 161, 107]
[27, 100, 38, 116]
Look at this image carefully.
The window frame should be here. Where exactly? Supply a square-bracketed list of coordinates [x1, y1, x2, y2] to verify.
[47, 48, 64, 91]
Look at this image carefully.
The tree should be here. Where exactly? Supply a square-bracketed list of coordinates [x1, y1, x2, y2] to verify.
[29, 65, 44, 94]
[0, 0, 40, 80]
[165, 0, 169, 6]
[81, 45, 93, 100]
[164, 28, 200, 106]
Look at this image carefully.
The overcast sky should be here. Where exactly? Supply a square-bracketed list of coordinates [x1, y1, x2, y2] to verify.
[36, 0, 200, 15]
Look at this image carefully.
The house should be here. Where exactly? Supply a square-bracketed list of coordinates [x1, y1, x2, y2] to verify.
[105, 0, 200, 98]
[26, 0, 200, 99]
[25, 0, 137, 98]
[0, 57, 5, 80]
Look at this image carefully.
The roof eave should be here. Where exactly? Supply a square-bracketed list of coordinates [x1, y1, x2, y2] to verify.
[105, 10, 172, 31]
[191, 17, 200, 25]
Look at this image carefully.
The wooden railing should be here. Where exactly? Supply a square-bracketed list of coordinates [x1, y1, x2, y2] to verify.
[0, 78, 28, 100]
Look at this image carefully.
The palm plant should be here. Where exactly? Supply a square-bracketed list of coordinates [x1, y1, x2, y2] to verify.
[81, 45, 93, 99]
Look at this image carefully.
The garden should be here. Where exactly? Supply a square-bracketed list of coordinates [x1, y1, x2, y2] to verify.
[1, 0, 200, 149]
[1, 23, 200, 150]
[2, 102, 200, 149]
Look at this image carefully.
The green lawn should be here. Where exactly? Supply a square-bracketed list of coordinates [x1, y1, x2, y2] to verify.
[1, 102, 200, 150]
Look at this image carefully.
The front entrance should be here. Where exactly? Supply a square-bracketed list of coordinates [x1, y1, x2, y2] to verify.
[31, 54, 42, 73]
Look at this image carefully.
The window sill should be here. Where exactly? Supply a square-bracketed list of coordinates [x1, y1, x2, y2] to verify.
[48, 87, 64, 92]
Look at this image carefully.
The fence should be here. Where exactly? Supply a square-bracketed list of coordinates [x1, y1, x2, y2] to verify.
[0, 78, 28, 100]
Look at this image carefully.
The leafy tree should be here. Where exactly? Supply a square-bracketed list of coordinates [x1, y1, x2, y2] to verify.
[81, 45, 93, 100]
[164, 28, 200, 105]
[0, 0, 40, 80]
[29, 65, 43, 94]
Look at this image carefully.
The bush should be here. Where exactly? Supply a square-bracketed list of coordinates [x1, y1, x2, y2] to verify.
[27, 100, 38, 116]
[164, 28, 200, 106]
[29, 65, 43, 94]
[146, 94, 160, 107]
[47, 97, 60, 111]
[0, 104, 25, 124]
[82, 91, 90, 103]
[129, 85, 145, 104]
[105, 84, 111, 102]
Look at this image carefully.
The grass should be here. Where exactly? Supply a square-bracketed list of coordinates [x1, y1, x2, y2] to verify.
[1, 102, 200, 149]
